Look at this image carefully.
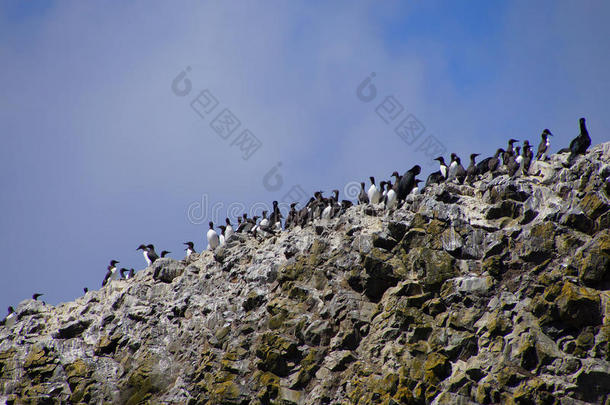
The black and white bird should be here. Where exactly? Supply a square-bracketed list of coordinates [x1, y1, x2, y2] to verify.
[83, 287, 89, 294]
[536, 129, 553, 160]
[367, 177, 381, 204]
[385, 180, 398, 210]
[2, 306, 17, 328]
[448, 155, 466, 184]
[425, 157, 448, 187]
[447, 153, 459, 180]
[184, 242, 195, 258]
[102, 260, 120, 287]
[207, 222, 219, 250]
[225, 218, 234, 241]
[218, 225, 226, 245]
[120, 268, 130, 279]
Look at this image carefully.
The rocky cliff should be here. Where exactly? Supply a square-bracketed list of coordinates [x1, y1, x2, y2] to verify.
[1, 144, 610, 405]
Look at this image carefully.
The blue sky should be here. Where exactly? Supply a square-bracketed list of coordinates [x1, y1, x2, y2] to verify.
[1, 1, 609, 312]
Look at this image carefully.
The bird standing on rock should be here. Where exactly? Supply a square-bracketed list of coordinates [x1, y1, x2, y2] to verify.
[466, 154, 480, 185]
[536, 129, 553, 160]
[367, 177, 381, 204]
[102, 260, 120, 287]
[397, 165, 421, 203]
[358, 182, 369, 205]
[566, 118, 591, 164]
[207, 222, 219, 250]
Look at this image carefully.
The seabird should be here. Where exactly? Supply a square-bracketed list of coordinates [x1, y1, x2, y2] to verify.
[503, 139, 519, 166]
[385, 180, 398, 210]
[448, 155, 466, 184]
[488, 148, 504, 173]
[207, 221, 219, 250]
[128, 268, 135, 278]
[367, 177, 381, 204]
[120, 268, 130, 279]
[536, 129, 553, 160]
[259, 211, 270, 229]
[358, 182, 369, 205]
[447, 153, 459, 180]
[146, 245, 159, 263]
[236, 214, 249, 233]
[2, 306, 17, 328]
[285, 203, 298, 229]
[136, 244, 151, 265]
[83, 288, 88, 294]
[411, 179, 422, 195]
[218, 225, 226, 245]
[506, 154, 520, 177]
[102, 260, 120, 287]
[270, 201, 283, 230]
[32, 293, 43, 301]
[225, 218, 234, 241]
[184, 242, 195, 257]
[465, 154, 480, 184]
[425, 157, 448, 187]
[321, 199, 332, 220]
[397, 165, 421, 203]
[522, 140, 533, 175]
[566, 117, 591, 164]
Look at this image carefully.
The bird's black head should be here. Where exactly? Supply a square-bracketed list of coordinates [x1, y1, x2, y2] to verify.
[411, 165, 421, 174]
[391, 171, 400, 177]
[161, 250, 171, 257]
[209, 221, 214, 228]
[243, 213, 248, 219]
[253, 216, 260, 221]
[262, 210, 268, 217]
[580, 117, 586, 124]
[110, 260, 119, 266]
[147, 244, 155, 250]
[434, 156, 445, 164]
[290, 202, 297, 208]
[471, 153, 480, 158]
[225, 218, 231, 225]
[450, 153, 457, 161]
[523, 140, 530, 146]
[83, 288, 88, 294]
[509, 139, 519, 143]
[369, 176, 375, 184]
[414, 179, 422, 184]
[360, 181, 365, 188]
[219, 225, 226, 231]
[273, 200, 278, 206]
[543, 129, 552, 136]
[32, 293, 43, 300]
[8, 306, 14, 314]
[184, 241, 194, 248]
[136, 244, 147, 251]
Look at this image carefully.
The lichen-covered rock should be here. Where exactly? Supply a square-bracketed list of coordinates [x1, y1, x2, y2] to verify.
[1, 142, 610, 404]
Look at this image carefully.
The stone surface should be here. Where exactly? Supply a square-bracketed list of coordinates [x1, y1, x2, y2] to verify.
[1, 142, 610, 404]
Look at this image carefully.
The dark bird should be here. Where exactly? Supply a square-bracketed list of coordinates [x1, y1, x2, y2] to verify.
[136, 244, 154, 266]
[567, 117, 591, 164]
[536, 129, 553, 160]
[465, 153, 480, 184]
[503, 139, 519, 166]
[270, 200, 283, 230]
[2, 306, 17, 327]
[488, 148, 505, 173]
[358, 182, 369, 205]
[397, 165, 421, 202]
[32, 293, 43, 301]
[522, 140, 533, 175]
[506, 154, 520, 177]
[83, 288, 88, 294]
[285, 202, 298, 229]
[128, 268, 135, 278]
[119, 268, 130, 279]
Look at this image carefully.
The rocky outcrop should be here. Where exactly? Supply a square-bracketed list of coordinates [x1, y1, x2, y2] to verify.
[1, 144, 610, 404]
